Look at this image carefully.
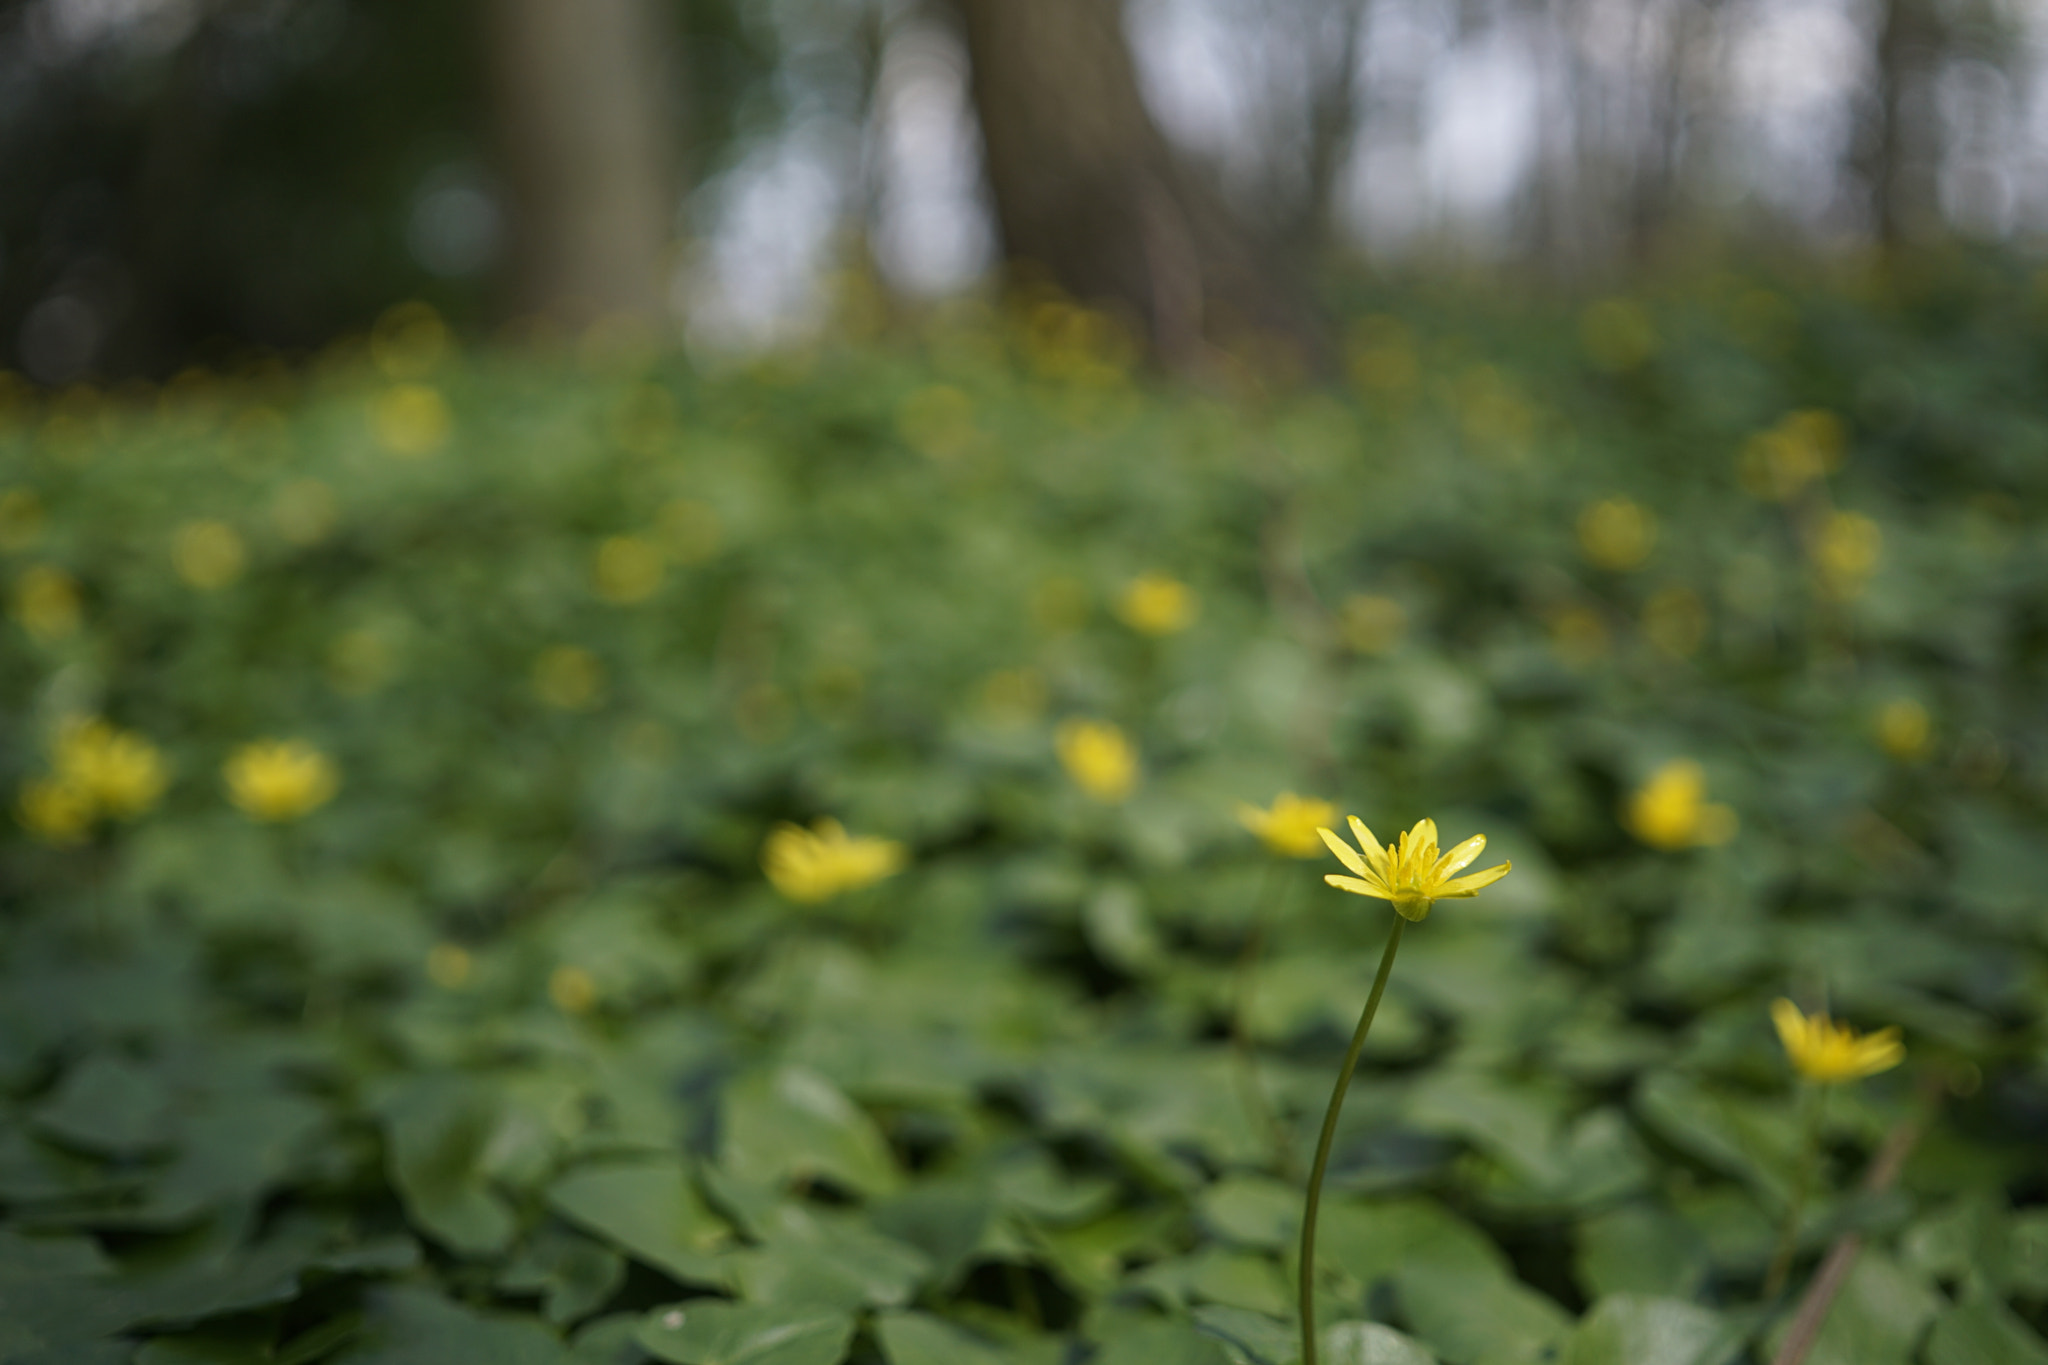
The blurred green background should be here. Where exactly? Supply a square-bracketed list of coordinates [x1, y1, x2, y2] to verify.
[2, 3, 2047, 1364]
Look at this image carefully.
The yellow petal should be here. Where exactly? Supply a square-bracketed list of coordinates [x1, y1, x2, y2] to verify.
[1438, 861, 1511, 896]
[1325, 874, 1393, 900]
[1770, 998, 1809, 1055]
[1319, 826, 1370, 877]
[1345, 816, 1390, 876]
[1411, 818, 1439, 858]
[1432, 833, 1486, 880]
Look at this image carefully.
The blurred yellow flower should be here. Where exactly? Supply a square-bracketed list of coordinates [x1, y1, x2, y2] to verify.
[173, 519, 247, 590]
[1030, 575, 1091, 634]
[1813, 511, 1882, 598]
[657, 499, 724, 564]
[224, 739, 339, 822]
[1625, 759, 1737, 850]
[979, 667, 1049, 726]
[550, 965, 597, 1015]
[1117, 573, 1197, 636]
[594, 535, 664, 604]
[1643, 586, 1707, 659]
[898, 384, 978, 460]
[1239, 792, 1339, 859]
[1771, 998, 1903, 1084]
[17, 777, 93, 844]
[1319, 816, 1511, 922]
[12, 564, 81, 640]
[1340, 594, 1407, 655]
[427, 943, 473, 990]
[761, 817, 908, 904]
[55, 718, 167, 819]
[1056, 719, 1138, 803]
[328, 628, 398, 696]
[1580, 298, 1658, 372]
[370, 301, 451, 381]
[371, 384, 451, 457]
[1577, 497, 1658, 571]
[1547, 605, 1610, 668]
[269, 478, 338, 546]
[1738, 410, 1846, 500]
[1876, 699, 1931, 761]
[0, 489, 44, 552]
[534, 645, 605, 711]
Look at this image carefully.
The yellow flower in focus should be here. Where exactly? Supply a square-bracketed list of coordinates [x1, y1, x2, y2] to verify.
[55, 718, 167, 818]
[1625, 759, 1738, 850]
[1876, 699, 1931, 761]
[172, 519, 247, 590]
[1340, 594, 1407, 655]
[1813, 511, 1882, 598]
[1319, 816, 1511, 922]
[13, 564, 81, 640]
[18, 777, 92, 844]
[594, 535, 664, 604]
[1117, 573, 1197, 636]
[1056, 719, 1138, 803]
[1771, 999, 1903, 1084]
[370, 384, 451, 457]
[1578, 497, 1658, 571]
[534, 646, 604, 711]
[1239, 792, 1339, 859]
[224, 739, 339, 822]
[761, 817, 908, 904]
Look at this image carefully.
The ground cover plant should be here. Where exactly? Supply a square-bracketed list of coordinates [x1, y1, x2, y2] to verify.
[1, 264, 2046, 1365]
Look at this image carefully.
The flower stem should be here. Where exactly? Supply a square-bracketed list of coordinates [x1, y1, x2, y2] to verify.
[1765, 1082, 1829, 1299]
[1299, 914, 1406, 1365]
[1230, 861, 1293, 1176]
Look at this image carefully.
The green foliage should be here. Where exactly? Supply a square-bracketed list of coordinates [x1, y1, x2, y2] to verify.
[2, 271, 2047, 1363]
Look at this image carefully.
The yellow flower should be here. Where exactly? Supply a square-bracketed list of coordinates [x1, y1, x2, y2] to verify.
[533, 646, 605, 711]
[1625, 759, 1738, 850]
[370, 384, 451, 457]
[1813, 511, 1882, 598]
[17, 777, 93, 844]
[761, 818, 908, 904]
[13, 564, 81, 640]
[1771, 999, 1903, 1084]
[594, 535, 664, 604]
[1340, 594, 1407, 655]
[172, 520, 247, 590]
[224, 739, 339, 822]
[54, 718, 167, 819]
[1117, 573, 1197, 636]
[1239, 792, 1339, 859]
[550, 965, 597, 1015]
[1876, 699, 1931, 761]
[1056, 719, 1138, 803]
[427, 943, 473, 989]
[1578, 497, 1658, 571]
[1319, 816, 1510, 922]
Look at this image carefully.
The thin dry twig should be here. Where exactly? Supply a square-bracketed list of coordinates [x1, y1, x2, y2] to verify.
[1769, 1073, 1947, 1365]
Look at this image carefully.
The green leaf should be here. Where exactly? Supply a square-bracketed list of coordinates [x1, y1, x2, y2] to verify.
[1574, 1205, 1710, 1300]
[1760, 1251, 1939, 1365]
[868, 1180, 991, 1287]
[1093, 1320, 1235, 1365]
[377, 1077, 518, 1258]
[33, 1053, 174, 1155]
[874, 1311, 1008, 1365]
[328, 1286, 572, 1365]
[1322, 1323, 1439, 1365]
[1398, 1263, 1570, 1365]
[1923, 1295, 2048, 1365]
[719, 1069, 900, 1198]
[635, 1301, 853, 1365]
[501, 1227, 630, 1325]
[1561, 1295, 1740, 1365]
[727, 1204, 930, 1311]
[1199, 1176, 1301, 1251]
[547, 1157, 731, 1288]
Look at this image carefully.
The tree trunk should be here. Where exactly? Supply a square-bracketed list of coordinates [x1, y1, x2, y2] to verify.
[486, 0, 676, 330]
[947, 0, 1320, 371]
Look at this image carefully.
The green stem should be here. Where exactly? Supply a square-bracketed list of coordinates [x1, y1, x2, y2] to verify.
[1765, 1082, 1829, 1299]
[1299, 914, 1406, 1365]
[1230, 861, 1293, 1177]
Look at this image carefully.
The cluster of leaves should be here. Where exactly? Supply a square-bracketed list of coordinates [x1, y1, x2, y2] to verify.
[1, 261, 2046, 1365]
